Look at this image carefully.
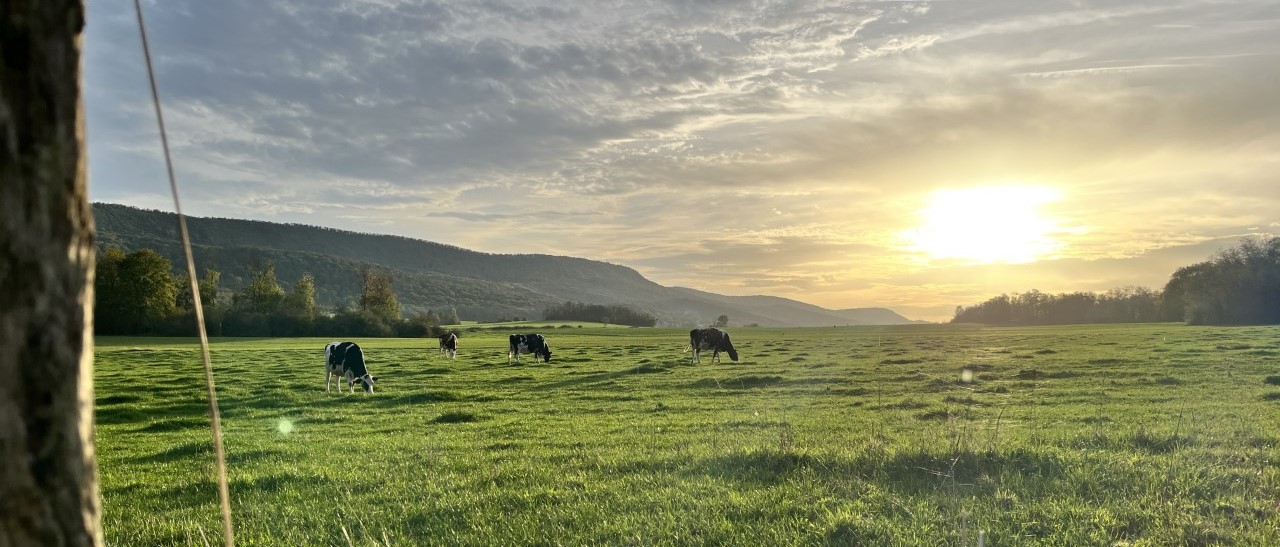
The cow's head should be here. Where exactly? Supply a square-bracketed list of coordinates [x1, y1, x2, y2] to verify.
[358, 374, 377, 393]
[726, 348, 739, 362]
[541, 348, 553, 362]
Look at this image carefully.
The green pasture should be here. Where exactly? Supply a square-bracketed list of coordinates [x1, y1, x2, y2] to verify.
[94, 324, 1280, 545]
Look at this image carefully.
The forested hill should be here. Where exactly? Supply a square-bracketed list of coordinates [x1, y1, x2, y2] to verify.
[92, 203, 918, 326]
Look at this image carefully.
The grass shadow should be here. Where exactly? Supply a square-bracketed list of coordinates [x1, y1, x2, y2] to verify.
[136, 417, 209, 433]
[690, 446, 1066, 493]
[128, 441, 208, 464]
[96, 406, 150, 426]
[690, 375, 785, 389]
[433, 411, 481, 424]
[231, 472, 322, 494]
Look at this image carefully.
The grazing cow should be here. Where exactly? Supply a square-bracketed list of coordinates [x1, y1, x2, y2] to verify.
[325, 341, 377, 393]
[508, 333, 552, 363]
[688, 328, 739, 364]
[439, 332, 458, 359]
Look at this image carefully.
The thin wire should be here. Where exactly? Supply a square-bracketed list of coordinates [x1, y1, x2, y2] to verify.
[133, 1, 235, 545]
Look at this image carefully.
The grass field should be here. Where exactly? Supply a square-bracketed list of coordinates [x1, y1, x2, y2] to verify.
[94, 324, 1280, 545]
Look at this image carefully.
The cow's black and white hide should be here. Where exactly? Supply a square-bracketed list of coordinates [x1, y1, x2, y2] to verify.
[688, 328, 739, 364]
[508, 333, 552, 363]
[439, 332, 458, 359]
[325, 341, 377, 393]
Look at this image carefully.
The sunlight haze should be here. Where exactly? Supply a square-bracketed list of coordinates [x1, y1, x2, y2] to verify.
[904, 186, 1063, 264]
[85, 0, 1280, 321]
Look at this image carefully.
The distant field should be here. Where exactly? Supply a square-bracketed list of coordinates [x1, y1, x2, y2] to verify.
[454, 320, 635, 330]
[94, 324, 1280, 545]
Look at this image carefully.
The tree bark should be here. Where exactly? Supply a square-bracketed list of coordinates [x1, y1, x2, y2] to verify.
[0, 1, 103, 546]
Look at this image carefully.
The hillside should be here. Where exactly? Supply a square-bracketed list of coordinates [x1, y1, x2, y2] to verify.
[92, 203, 919, 326]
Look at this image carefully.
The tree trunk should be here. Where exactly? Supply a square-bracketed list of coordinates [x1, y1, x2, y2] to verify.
[0, 1, 103, 546]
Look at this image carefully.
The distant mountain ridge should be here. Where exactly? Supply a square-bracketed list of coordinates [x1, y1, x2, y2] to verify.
[92, 203, 920, 327]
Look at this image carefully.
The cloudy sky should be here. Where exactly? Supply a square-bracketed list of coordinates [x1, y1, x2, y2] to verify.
[85, 0, 1280, 321]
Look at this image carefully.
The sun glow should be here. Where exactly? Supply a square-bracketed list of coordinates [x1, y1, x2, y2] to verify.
[905, 186, 1062, 263]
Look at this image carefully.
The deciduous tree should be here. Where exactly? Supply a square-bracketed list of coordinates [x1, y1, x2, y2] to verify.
[359, 264, 400, 321]
[234, 260, 286, 314]
[115, 249, 178, 331]
[282, 272, 318, 320]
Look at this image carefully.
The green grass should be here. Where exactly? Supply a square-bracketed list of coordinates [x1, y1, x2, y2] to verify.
[95, 324, 1280, 545]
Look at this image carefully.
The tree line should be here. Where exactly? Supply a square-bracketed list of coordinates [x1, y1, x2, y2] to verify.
[95, 247, 459, 337]
[953, 237, 1280, 326]
[951, 287, 1166, 326]
[1161, 237, 1280, 325]
[542, 301, 658, 327]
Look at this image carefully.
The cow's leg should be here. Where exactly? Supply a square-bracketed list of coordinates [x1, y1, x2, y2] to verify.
[712, 349, 720, 364]
[325, 370, 332, 393]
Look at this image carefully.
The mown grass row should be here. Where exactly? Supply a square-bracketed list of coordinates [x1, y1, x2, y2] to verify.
[95, 324, 1280, 544]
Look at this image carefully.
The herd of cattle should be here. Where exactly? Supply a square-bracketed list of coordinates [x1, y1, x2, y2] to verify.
[324, 328, 739, 394]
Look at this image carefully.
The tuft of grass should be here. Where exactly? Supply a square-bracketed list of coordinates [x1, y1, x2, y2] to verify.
[942, 395, 984, 406]
[433, 411, 480, 423]
[884, 399, 929, 410]
[880, 358, 924, 365]
[691, 375, 784, 389]
[1129, 426, 1193, 453]
[916, 408, 950, 421]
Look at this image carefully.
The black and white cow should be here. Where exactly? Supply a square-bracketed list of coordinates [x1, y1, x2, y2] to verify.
[439, 332, 458, 359]
[508, 333, 552, 363]
[325, 341, 377, 393]
[688, 328, 739, 364]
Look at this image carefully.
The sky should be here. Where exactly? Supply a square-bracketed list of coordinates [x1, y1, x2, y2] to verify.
[84, 0, 1280, 321]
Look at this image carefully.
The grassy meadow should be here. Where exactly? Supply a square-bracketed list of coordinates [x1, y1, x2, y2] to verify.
[94, 324, 1280, 545]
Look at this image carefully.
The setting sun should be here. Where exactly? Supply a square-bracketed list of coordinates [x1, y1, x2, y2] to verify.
[905, 186, 1062, 263]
